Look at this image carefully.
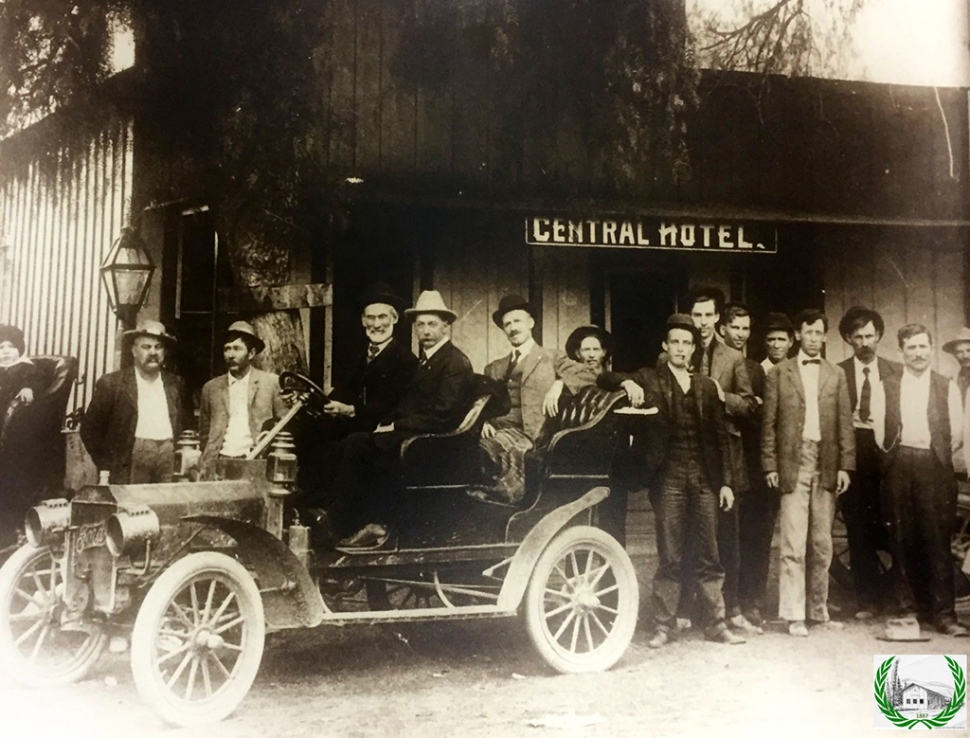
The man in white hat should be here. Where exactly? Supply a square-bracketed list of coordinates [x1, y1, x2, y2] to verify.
[81, 320, 187, 484]
[326, 290, 474, 547]
[198, 321, 286, 477]
[942, 327, 970, 406]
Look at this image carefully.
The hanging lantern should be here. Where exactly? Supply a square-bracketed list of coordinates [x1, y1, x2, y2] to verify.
[100, 227, 155, 326]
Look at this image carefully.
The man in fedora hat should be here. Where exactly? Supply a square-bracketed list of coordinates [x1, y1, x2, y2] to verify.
[942, 326, 970, 405]
[81, 320, 187, 484]
[598, 314, 744, 647]
[479, 294, 595, 503]
[299, 284, 419, 501]
[325, 290, 474, 547]
[836, 306, 901, 619]
[198, 321, 286, 477]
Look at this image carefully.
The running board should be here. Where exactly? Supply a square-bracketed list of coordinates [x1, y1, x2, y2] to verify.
[318, 604, 517, 624]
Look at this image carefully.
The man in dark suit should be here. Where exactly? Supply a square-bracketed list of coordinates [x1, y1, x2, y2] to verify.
[881, 324, 968, 637]
[326, 290, 474, 547]
[836, 307, 901, 619]
[299, 284, 418, 502]
[81, 320, 187, 484]
[599, 314, 744, 648]
[762, 309, 855, 637]
[683, 287, 758, 635]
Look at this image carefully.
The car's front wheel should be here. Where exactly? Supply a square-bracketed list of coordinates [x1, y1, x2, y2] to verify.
[130, 551, 265, 727]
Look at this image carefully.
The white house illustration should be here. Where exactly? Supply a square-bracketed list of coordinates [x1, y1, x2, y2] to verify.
[899, 682, 951, 712]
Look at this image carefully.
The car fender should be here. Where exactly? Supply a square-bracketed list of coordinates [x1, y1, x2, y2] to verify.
[495, 486, 609, 611]
[184, 516, 325, 630]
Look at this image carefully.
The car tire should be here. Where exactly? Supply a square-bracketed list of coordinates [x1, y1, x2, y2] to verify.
[0, 544, 107, 687]
[130, 551, 265, 728]
[524, 525, 638, 673]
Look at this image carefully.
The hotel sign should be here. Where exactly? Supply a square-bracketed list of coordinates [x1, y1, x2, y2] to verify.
[525, 216, 777, 253]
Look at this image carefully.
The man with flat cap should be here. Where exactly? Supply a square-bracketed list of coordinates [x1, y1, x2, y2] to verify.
[479, 294, 594, 503]
[599, 314, 744, 648]
[326, 290, 474, 547]
[837, 306, 901, 619]
[82, 320, 187, 484]
[198, 321, 286, 477]
[300, 284, 419, 500]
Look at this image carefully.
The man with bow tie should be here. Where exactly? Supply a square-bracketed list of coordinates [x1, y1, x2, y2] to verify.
[478, 294, 594, 504]
[835, 307, 901, 620]
[762, 308, 855, 637]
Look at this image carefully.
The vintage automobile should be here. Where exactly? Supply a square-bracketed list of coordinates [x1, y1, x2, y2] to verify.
[0, 373, 642, 727]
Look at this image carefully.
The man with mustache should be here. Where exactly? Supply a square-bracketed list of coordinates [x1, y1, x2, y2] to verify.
[81, 320, 187, 484]
[881, 324, 968, 637]
[478, 295, 593, 503]
[836, 307, 901, 620]
[198, 321, 286, 477]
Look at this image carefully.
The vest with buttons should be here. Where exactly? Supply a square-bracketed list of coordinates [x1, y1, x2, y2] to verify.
[883, 370, 953, 471]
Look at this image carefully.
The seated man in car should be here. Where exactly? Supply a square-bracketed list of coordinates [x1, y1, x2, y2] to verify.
[323, 290, 474, 548]
[297, 283, 418, 501]
[478, 295, 596, 504]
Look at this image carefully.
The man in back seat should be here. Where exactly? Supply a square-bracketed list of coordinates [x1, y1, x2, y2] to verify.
[324, 291, 474, 548]
[478, 295, 596, 504]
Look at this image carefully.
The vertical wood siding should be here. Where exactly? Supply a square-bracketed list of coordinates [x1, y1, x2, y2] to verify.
[0, 118, 134, 419]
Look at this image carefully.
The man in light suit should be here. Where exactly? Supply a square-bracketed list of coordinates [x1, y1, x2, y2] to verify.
[762, 308, 855, 637]
[198, 321, 286, 477]
[836, 307, 901, 619]
[326, 291, 474, 547]
[682, 287, 758, 634]
[479, 294, 593, 503]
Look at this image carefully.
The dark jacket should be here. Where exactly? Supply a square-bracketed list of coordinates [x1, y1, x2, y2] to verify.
[330, 338, 418, 433]
[837, 355, 902, 413]
[740, 357, 766, 482]
[388, 340, 474, 435]
[598, 364, 733, 492]
[81, 367, 187, 484]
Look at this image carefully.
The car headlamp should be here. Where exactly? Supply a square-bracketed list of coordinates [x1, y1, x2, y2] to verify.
[24, 498, 71, 548]
[105, 505, 160, 558]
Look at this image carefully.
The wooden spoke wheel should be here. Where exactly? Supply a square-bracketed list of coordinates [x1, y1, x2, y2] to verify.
[130, 552, 265, 727]
[524, 526, 638, 673]
[954, 501, 970, 602]
[0, 544, 106, 687]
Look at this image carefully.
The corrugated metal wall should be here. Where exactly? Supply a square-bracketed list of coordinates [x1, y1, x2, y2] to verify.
[0, 118, 134, 419]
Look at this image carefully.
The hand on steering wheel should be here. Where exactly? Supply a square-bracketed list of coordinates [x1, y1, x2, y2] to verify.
[279, 371, 328, 418]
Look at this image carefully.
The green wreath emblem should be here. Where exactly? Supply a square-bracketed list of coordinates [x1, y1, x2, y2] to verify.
[875, 656, 967, 729]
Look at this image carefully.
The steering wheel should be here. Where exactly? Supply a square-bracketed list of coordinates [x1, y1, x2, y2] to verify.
[279, 371, 328, 418]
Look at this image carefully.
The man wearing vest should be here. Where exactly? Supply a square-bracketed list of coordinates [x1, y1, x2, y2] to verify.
[881, 323, 968, 637]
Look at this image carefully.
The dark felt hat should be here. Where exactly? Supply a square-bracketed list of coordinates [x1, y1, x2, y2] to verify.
[565, 325, 615, 362]
[665, 313, 702, 345]
[225, 320, 265, 354]
[359, 282, 406, 313]
[838, 306, 885, 341]
[0, 324, 26, 355]
[492, 294, 536, 328]
[764, 312, 794, 335]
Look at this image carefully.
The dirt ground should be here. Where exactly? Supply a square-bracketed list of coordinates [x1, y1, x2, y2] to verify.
[3, 551, 968, 738]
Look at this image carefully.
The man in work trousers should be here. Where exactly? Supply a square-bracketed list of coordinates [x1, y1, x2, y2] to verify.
[761, 308, 855, 637]
[881, 324, 968, 637]
[599, 314, 745, 648]
[81, 320, 186, 484]
[836, 306, 901, 620]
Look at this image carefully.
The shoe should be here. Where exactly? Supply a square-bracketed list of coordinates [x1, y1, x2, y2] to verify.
[788, 621, 809, 637]
[810, 619, 845, 631]
[743, 608, 764, 627]
[707, 626, 746, 645]
[675, 617, 692, 632]
[729, 613, 764, 635]
[854, 609, 875, 621]
[938, 621, 970, 638]
[648, 629, 672, 649]
[337, 523, 389, 549]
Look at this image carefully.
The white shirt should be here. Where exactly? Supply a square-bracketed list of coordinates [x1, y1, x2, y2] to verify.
[852, 357, 885, 431]
[668, 363, 692, 394]
[133, 370, 173, 440]
[510, 338, 536, 364]
[221, 370, 253, 457]
[421, 337, 450, 362]
[761, 357, 777, 373]
[897, 370, 964, 468]
[797, 351, 821, 442]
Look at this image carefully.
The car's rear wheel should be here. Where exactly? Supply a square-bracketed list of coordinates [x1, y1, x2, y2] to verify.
[953, 500, 970, 602]
[524, 525, 638, 673]
[130, 551, 265, 728]
[0, 544, 106, 686]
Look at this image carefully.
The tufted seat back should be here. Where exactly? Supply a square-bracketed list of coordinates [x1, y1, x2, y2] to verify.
[555, 385, 621, 430]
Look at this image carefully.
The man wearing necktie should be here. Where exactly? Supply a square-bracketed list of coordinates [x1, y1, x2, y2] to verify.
[836, 307, 901, 620]
[479, 295, 595, 504]
[762, 309, 855, 637]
